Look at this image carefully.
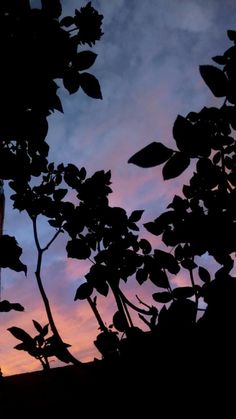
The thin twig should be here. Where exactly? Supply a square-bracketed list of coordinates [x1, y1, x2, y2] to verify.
[87, 296, 107, 332]
[119, 289, 154, 316]
[42, 228, 62, 252]
[136, 294, 151, 309]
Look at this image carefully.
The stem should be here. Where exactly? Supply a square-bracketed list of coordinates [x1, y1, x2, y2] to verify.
[40, 356, 50, 371]
[220, 147, 232, 192]
[43, 356, 50, 371]
[189, 268, 198, 322]
[138, 314, 152, 329]
[121, 296, 134, 328]
[0, 179, 5, 302]
[109, 282, 130, 331]
[32, 216, 82, 366]
[189, 269, 197, 300]
[32, 215, 41, 252]
[39, 357, 47, 371]
[42, 228, 62, 252]
[163, 268, 172, 294]
[87, 296, 107, 332]
[136, 295, 151, 309]
[119, 289, 153, 316]
[67, 27, 78, 34]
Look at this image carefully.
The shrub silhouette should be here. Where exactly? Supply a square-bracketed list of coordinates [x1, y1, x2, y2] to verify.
[127, 28, 236, 364]
[0, 0, 236, 379]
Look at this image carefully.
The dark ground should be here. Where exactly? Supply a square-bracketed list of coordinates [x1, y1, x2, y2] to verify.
[0, 351, 233, 416]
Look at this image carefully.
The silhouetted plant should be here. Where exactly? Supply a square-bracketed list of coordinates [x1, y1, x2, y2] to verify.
[8, 320, 71, 371]
[0, 0, 104, 368]
[128, 28, 236, 352]
[2, 0, 236, 375]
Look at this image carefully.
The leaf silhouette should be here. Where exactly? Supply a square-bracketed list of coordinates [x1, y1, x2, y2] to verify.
[80, 72, 102, 99]
[150, 269, 170, 289]
[144, 221, 163, 236]
[129, 210, 144, 222]
[198, 266, 211, 283]
[0, 235, 27, 275]
[74, 283, 93, 300]
[154, 249, 180, 274]
[95, 281, 109, 297]
[42, 324, 49, 337]
[181, 259, 197, 270]
[32, 320, 43, 334]
[75, 51, 98, 71]
[60, 16, 75, 27]
[212, 55, 227, 65]
[0, 300, 24, 312]
[199, 65, 228, 97]
[136, 268, 148, 284]
[152, 292, 172, 303]
[63, 69, 80, 94]
[8, 327, 33, 344]
[128, 142, 173, 168]
[14, 343, 28, 351]
[66, 239, 91, 260]
[11, 303, 24, 312]
[172, 287, 195, 300]
[53, 188, 67, 201]
[139, 238, 152, 254]
[227, 29, 236, 42]
[162, 152, 190, 180]
[113, 311, 127, 332]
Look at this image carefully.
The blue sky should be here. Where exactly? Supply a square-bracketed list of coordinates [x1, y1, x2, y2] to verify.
[1, 0, 236, 375]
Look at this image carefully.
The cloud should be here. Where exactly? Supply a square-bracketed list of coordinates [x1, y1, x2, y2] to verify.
[164, 0, 214, 33]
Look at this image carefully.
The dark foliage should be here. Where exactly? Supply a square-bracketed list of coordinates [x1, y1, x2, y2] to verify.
[126, 27, 236, 367]
[0, 0, 104, 369]
[8, 320, 71, 370]
[1, 1, 236, 394]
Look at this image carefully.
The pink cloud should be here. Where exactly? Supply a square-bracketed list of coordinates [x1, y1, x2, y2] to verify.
[171, 272, 190, 288]
[65, 259, 92, 282]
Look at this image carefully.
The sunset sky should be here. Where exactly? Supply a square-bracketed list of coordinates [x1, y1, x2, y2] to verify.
[1, 0, 236, 376]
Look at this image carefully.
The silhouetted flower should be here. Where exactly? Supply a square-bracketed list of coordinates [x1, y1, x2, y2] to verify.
[74, 1, 103, 46]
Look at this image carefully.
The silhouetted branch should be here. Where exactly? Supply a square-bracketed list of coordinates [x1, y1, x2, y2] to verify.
[31, 216, 41, 252]
[32, 216, 82, 367]
[42, 229, 62, 252]
[119, 289, 155, 316]
[87, 296, 107, 332]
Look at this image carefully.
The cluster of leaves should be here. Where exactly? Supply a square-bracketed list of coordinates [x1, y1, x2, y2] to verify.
[0, 0, 103, 184]
[9, 28, 236, 362]
[0, 0, 104, 368]
[9, 155, 160, 357]
[8, 320, 71, 370]
[127, 29, 236, 341]
[3, 1, 236, 370]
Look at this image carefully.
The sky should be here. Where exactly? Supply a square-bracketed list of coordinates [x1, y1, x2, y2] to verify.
[1, 0, 236, 376]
